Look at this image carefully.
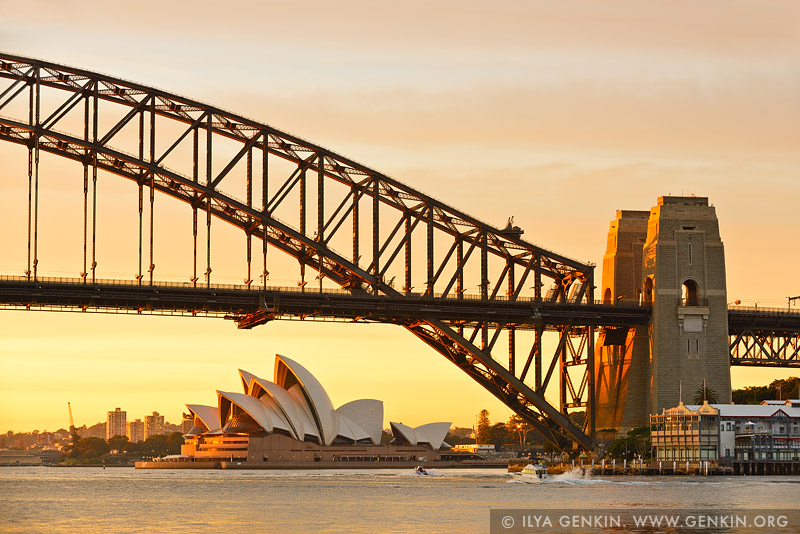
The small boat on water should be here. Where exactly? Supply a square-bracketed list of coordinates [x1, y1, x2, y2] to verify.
[514, 463, 548, 482]
[414, 465, 429, 475]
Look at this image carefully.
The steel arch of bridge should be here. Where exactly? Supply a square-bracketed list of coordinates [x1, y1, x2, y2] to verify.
[0, 53, 598, 449]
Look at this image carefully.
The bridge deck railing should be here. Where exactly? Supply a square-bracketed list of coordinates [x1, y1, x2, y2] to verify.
[0, 275, 649, 308]
[728, 305, 800, 316]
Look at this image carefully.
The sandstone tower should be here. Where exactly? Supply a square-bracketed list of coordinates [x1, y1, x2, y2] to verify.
[595, 210, 652, 431]
[596, 196, 731, 432]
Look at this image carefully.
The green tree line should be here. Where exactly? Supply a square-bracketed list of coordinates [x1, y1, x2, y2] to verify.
[64, 432, 184, 464]
[732, 377, 799, 404]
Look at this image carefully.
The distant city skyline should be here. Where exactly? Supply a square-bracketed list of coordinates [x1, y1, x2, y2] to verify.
[2, 1, 799, 433]
[106, 408, 126, 441]
[3, 413, 186, 436]
[127, 418, 144, 443]
[2, 407, 183, 435]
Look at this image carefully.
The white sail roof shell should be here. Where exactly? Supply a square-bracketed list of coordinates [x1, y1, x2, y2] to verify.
[250, 375, 306, 441]
[413, 422, 451, 449]
[274, 354, 339, 445]
[337, 414, 371, 442]
[390, 421, 451, 449]
[337, 399, 383, 445]
[186, 404, 220, 432]
[238, 369, 257, 395]
[286, 384, 321, 441]
[217, 390, 293, 435]
[259, 393, 295, 435]
[390, 422, 417, 444]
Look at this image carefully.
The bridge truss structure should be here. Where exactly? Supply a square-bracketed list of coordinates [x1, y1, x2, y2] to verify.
[2, 54, 797, 450]
[729, 308, 800, 367]
[0, 53, 642, 450]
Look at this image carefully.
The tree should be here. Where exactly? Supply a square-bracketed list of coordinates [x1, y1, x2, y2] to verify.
[444, 431, 473, 445]
[138, 432, 184, 457]
[70, 436, 110, 460]
[140, 434, 170, 456]
[693, 385, 719, 404]
[732, 377, 799, 404]
[507, 415, 533, 446]
[61, 429, 82, 456]
[771, 377, 799, 400]
[595, 428, 618, 457]
[607, 436, 630, 460]
[477, 410, 491, 444]
[108, 434, 129, 453]
[166, 432, 184, 454]
[607, 427, 651, 461]
[126, 439, 143, 454]
[487, 422, 512, 446]
[628, 427, 651, 459]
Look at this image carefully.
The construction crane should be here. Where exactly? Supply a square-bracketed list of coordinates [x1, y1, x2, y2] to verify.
[789, 296, 800, 308]
[68, 402, 75, 433]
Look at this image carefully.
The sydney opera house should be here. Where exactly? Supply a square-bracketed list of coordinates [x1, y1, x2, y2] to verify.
[180, 355, 452, 465]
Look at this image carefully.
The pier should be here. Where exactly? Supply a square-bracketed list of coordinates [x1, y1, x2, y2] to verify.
[508, 459, 800, 476]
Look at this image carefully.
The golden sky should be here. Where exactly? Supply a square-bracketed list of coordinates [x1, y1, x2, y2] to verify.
[1, 1, 799, 432]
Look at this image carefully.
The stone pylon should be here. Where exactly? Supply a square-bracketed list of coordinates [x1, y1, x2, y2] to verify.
[595, 197, 731, 433]
[595, 210, 652, 432]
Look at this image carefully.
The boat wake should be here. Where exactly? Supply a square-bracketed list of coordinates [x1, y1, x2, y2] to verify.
[404, 472, 442, 477]
[507, 468, 603, 485]
[547, 468, 605, 485]
[508, 468, 653, 485]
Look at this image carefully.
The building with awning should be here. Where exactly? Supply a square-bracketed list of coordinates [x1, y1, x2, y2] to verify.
[650, 400, 800, 463]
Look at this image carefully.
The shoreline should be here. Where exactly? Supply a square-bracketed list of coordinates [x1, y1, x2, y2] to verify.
[135, 459, 508, 470]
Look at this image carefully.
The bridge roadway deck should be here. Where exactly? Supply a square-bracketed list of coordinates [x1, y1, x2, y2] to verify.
[3, 278, 799, 334]
[728, 307, 800, 333]
[0, 277, 649, 328]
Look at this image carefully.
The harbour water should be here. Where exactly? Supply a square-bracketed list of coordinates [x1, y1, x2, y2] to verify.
[1, 467, 798, 533]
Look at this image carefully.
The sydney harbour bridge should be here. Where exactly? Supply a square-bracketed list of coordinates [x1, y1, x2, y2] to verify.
[1, 54, 798, 450]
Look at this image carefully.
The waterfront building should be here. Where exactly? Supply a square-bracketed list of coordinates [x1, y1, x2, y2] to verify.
[106, 408, 127, 441]
[180, 355, 451, 464]
[33, 449, 64, 465]
[0, 449, 42, 466]
[144, 412, 165, 439]
[650, 400, 800, 462]
[36, 431, 57, 446]
[127, 419, 145, 443]
[453, 444, 496, 454]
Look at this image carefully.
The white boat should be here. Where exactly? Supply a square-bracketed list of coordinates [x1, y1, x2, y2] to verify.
[514, 463, 547, 482]
[414, 465, 429, 475]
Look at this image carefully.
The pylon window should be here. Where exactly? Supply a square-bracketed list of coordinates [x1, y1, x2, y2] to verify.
[682, 280, 699, 306]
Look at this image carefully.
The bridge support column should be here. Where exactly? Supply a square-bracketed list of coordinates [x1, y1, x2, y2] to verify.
[597, 197, 731, 432]
[596, 210, 651, 431]
[645, 196, 731, 414]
